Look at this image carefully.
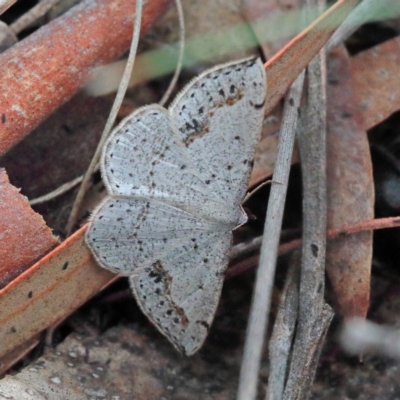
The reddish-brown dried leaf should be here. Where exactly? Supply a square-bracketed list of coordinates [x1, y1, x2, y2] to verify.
[326, 46, 374, 318]
[351, 37, 400, 131]
[0, 0, 172, 156]
[0, 225, 115, 359]
[0, 169, 59, 288]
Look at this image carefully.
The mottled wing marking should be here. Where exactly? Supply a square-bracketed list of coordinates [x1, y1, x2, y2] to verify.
[86, 196, 232, 275]
[170, 58, 266, 208]
[102, 106, 213, 211]
[130, 229, 232, 355]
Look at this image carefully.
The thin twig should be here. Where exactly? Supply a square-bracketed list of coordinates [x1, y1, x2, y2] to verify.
[0, 0, 16, 15]
[158, 0, 185, 106]
[229, 235, 262, 262]
[29, 175, 84, 206]
[282, 1, 335, 397]
[237, 71, 305, 400]
[280, 217, 400, 257]
[327, 216, 400, 236]
[10, 0, 63, 34]
[66, 0, 144, 235]
[266, 258, 299, 400]
[227, 216, 400, 279]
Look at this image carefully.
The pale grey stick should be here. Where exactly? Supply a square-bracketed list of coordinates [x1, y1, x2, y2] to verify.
[283, 305, 333, 400]
[237, 70, 305, 400]
[282, 20, 334, 399]
[158, 0, 185, 107]
[266, 257, 300, 400]
[29, 175, 83, 205]
[10, 0, 62, 34]
[297, 38, 328, 312]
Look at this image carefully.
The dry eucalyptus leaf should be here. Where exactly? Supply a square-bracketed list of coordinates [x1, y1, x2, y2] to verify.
[0, 227, 115, 360]
[0, 168, 59, 288]
[351, 36, 400, 131]
[326, 46, 374, 318]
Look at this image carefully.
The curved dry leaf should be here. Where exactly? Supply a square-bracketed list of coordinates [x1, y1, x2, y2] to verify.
[351, 37, 400, 131]
[0, 225, 115, 360]
[0, 169, 59, 288]
[0, 0, 172, 156]
[326, 46, 374, 318]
